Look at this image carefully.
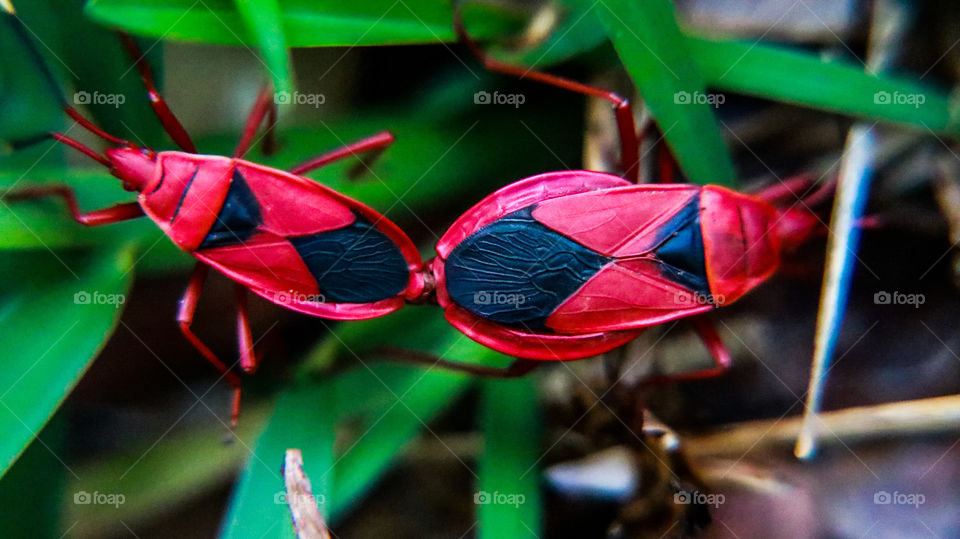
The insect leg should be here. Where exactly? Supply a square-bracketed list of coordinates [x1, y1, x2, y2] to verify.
[643, 317, 732, 384]
[234, 284, 260, 374]
[233, 83, 278, 159]
[118, 33, 198, 153]
[454, 7, 639, 183]
[4, 185, 144, 225]
[288, 131, 395, 177]
[177, 263, 243, 425]
[374, 346, 539, 378]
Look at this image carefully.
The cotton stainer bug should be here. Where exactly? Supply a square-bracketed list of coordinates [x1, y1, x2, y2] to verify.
[388, 9, 830, 377]
[1, 6, 421, 424]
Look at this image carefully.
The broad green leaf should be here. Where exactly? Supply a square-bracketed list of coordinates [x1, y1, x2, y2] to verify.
[0, 417, 66, 538]
[0, 169, 160, 250]
[62, 405, 270, 538]
[587, 0, 737, 185]
[86, 0, 523, 47]
[0, 243, 135, 478]
[0, 1, 66, 169]
[687, 36, 960, 134]
[234, 0, 292, 94]
[0, 1, 163, 154]
[220, 382, 336, 539]
[477, 378, 542, 539]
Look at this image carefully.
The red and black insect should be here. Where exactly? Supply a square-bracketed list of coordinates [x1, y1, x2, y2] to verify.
[3, 9, 419, 423]
[408, 13, 826, 373]
[4, 6, 827, 422]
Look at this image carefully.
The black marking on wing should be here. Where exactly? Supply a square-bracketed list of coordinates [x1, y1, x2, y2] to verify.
[653, 193, 711, 297]
[199, 168, 263, 250]
[147, 168, 166, 195]
[445, 206, 611, 330]
[170, 164, 201, 223]
[289, 215, 409, 303]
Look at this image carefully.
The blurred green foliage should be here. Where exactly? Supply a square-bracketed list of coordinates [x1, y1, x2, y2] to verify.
[0, 1, 956, 537]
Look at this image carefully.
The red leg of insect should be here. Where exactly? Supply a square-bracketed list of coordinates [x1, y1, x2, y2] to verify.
[289, 131, 395, 177]
[118, 33, 198, 153]
[234, 84, 278, 159]
[655, 132, 680, 184]
[644, 318, 731, 384]
[3, 185, 144, 225]
[454, 9, 640, 183]
[375, 346, 539, 378]
[177, 263, 243, 426]
[235, 284, 260, 374]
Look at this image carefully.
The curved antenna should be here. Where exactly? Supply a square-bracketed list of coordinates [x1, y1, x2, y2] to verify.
[2, 4, 127, 147]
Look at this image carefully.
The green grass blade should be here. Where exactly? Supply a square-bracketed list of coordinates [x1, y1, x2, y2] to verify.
[687, 36, 960, 134]
[0, 418, 66, 538]
[220, 383, 336, 539]
[587, 0, 737, 185]
[497, 2, 608, 68]
[62, 406, 269, 538]
[234, 0, 292, 94]
[85, 0, 522, 47]
[477, 378, 542, 539]
[0, 244, 135, 478]
[222, 308, 496, 537]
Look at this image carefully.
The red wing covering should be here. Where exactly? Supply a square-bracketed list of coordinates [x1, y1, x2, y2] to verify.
[532, 185, 712, 332]
[444, 304, 644, 360]
[530, 184, 700, 256]
[233, 161, 355, 237]
[140, 152, 421, 319]
[192, 235, 318, 294]
[546, 260, 714, 333]
[435, 170, 631, 259]
[247, 286, 406, 320]
[700, 186, 780, 304]
[139, 152, 234, 250]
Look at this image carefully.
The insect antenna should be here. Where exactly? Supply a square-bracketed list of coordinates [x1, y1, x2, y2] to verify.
[2, 1, 128, 162]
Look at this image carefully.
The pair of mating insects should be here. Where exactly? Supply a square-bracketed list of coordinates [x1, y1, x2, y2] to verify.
[4, 8, 826, 423]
